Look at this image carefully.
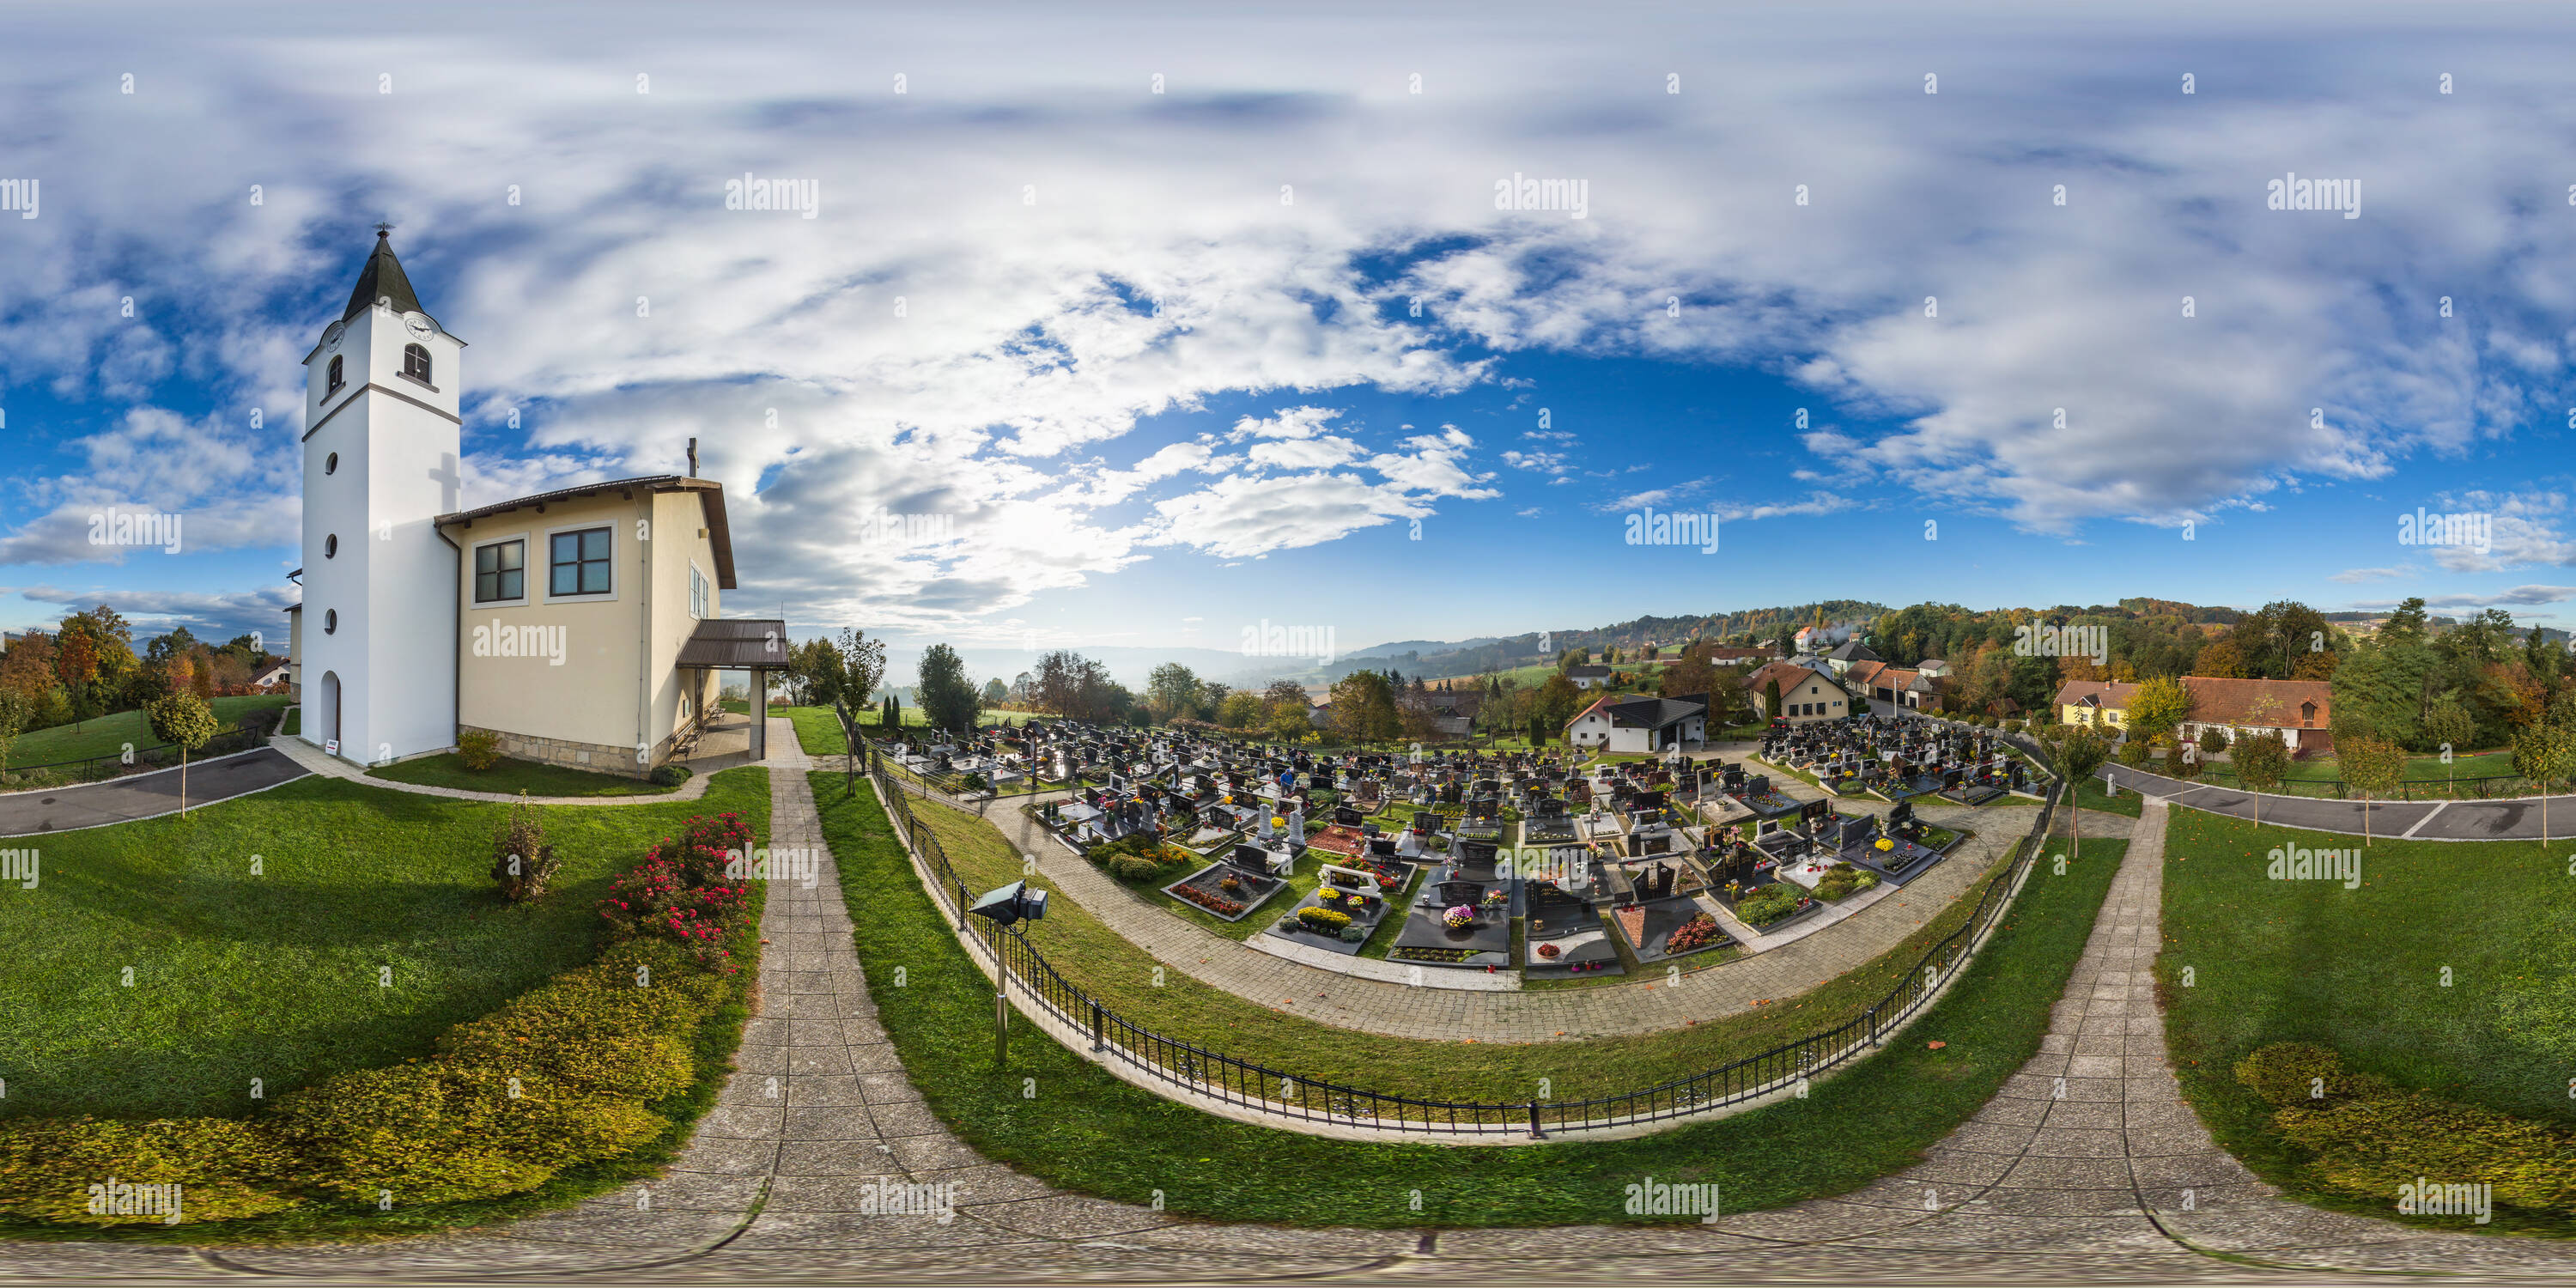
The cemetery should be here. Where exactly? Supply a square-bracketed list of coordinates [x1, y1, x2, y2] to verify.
[942, 713, 1990, 987]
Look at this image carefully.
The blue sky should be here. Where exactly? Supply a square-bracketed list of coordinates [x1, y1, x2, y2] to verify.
[3, 0, 2573, 667]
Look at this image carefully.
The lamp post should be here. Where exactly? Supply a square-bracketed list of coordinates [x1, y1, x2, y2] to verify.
[967, 880, 1049, 1067]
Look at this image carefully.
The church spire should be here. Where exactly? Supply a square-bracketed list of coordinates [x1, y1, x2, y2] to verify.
[341, 226, 422, 323]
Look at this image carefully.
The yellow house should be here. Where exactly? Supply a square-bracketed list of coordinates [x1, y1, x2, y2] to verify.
[2054, 680, 2139, 735]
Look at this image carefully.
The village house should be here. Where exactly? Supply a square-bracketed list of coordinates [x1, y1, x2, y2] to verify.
[1564, 692, 1708, 751]
[2176, 677, 2335, 752]
[1566, 663, 1615, 690]
[1824, 638, 1882, 677]
[1743, 659, 1856, 724]
[1847, 659, 1942, 712]
[2050, 676, 2333, 751]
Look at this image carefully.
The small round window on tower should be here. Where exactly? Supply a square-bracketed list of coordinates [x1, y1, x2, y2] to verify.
[325, 452, 338, 475]
[324, 610, 338, 635]
[325, 534, 338, 558]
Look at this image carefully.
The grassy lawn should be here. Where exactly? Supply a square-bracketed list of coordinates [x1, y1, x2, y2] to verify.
[6, 695, 289, 767]
[2069, 774, 2142, 818]
[815, 769, 2122, 1225]
[367, 751, 682, 797]
[0, 768, 770, 1121]
[885, 787, 2021, 1105]
[2159, 805, 2576, 1234]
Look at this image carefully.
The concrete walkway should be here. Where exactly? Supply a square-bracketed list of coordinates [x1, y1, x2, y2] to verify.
[0, 747, 307, 837]
[2104, 762, 2576, 841]
[892, 769, 2040, 1042]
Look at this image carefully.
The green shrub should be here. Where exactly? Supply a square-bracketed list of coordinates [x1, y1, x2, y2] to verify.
[1736, 884, 1805, 927]
[457, 728, 503, 771]
[489, 791, 561, 902]
[0, 1116, 297, 1225]
[1338, 924, 1368, 944]
[2116, 737, 2150, 769]
[650, 763, 691, 787]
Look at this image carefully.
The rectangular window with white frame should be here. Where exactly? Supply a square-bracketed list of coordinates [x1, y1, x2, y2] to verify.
[689, 562, 709, 619]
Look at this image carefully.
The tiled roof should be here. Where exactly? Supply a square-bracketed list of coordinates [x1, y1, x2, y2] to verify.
[2181, 676, 2332, 728]
[2053, 680, 2141, 709]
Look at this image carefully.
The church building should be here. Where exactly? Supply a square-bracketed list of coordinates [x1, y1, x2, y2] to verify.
[286, 231, 784, 776]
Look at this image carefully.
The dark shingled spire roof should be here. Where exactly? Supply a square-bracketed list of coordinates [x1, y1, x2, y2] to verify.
[342, 228, 422, 322]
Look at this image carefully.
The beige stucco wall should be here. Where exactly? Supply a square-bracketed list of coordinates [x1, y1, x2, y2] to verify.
[450, 490, 651, 769]
[1759, 676, 1851, 724]
[645, 489, 723, 756]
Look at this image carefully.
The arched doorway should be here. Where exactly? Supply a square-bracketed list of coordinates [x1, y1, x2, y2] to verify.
[318, 671, 342, 751]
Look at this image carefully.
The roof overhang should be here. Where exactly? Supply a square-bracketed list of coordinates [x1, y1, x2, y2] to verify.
[675, 617, 791, 668]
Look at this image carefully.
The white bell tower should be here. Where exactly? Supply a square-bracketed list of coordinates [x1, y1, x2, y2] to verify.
[296, 228, 465, 765]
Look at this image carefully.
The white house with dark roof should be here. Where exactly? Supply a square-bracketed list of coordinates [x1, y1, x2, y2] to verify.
[287, 231, 784, 775]
[1564, 692, 1707, 752]
[1566, 663, 1614, 690]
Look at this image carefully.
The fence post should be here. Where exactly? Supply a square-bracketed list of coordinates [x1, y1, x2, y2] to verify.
[1868, 1003, 1880, 1047]
[1527, 1100, 1546, 1140]
[1090, 999, 1106, 1052]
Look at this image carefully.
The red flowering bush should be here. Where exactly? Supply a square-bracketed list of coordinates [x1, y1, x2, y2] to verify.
[596, 811, 757, 971]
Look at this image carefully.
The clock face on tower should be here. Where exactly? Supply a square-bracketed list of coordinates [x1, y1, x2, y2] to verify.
[403, 312, 434, 341]
[322, 320, 343, 352]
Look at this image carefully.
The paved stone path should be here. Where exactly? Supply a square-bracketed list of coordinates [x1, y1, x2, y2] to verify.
[903, 770, 2055, 1042]
[15, 737, 2576, 1282]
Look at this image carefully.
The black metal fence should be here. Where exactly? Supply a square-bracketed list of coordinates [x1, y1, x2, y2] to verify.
[0, 723, 270, 791]
[840, 700, 2064, 1137]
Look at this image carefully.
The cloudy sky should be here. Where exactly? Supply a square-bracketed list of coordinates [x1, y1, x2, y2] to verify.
[3, 0, 2573, 670]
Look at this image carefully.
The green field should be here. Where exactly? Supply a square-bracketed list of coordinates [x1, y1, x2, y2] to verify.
[0, 768, 770, 1120]
[4, 695, 289, 768]
[817, 769, 2122, 1226]
[2159, 805, 2576, 1231]
[366, 751, 683, 797]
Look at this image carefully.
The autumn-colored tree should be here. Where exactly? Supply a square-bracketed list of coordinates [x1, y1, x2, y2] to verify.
[2193, 637, 2246, 679]
[2127, 676, 2193, 745]
[2512, 716, 2576, 846]
[144, 691, 218, 814]
[53, 629, 99, 730]
[0, 631, 58, 704]
[2289, 649, 2341, 682]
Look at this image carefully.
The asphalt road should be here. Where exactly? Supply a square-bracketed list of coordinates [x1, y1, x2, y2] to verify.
[0, 748, 310, 837]
[2099, 762, 2573, 841]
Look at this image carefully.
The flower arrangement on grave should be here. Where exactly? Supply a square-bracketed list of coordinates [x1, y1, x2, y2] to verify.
[1443, 904, 1475, 928]
[1318, 887, 1345, 905]
[1174, 884, 1245, 917]
[1297, 905, 1352, 933]
[1483, 888, 1507, 905]
[1534, 942, 1562, 960]
[1666, 913, 1722, 953]
[1218, 874, 1245, 894]
[1875, 837, 1894, 852]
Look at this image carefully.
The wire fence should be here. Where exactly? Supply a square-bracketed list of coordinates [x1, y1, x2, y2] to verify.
[838, 700, 2065, 1138]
